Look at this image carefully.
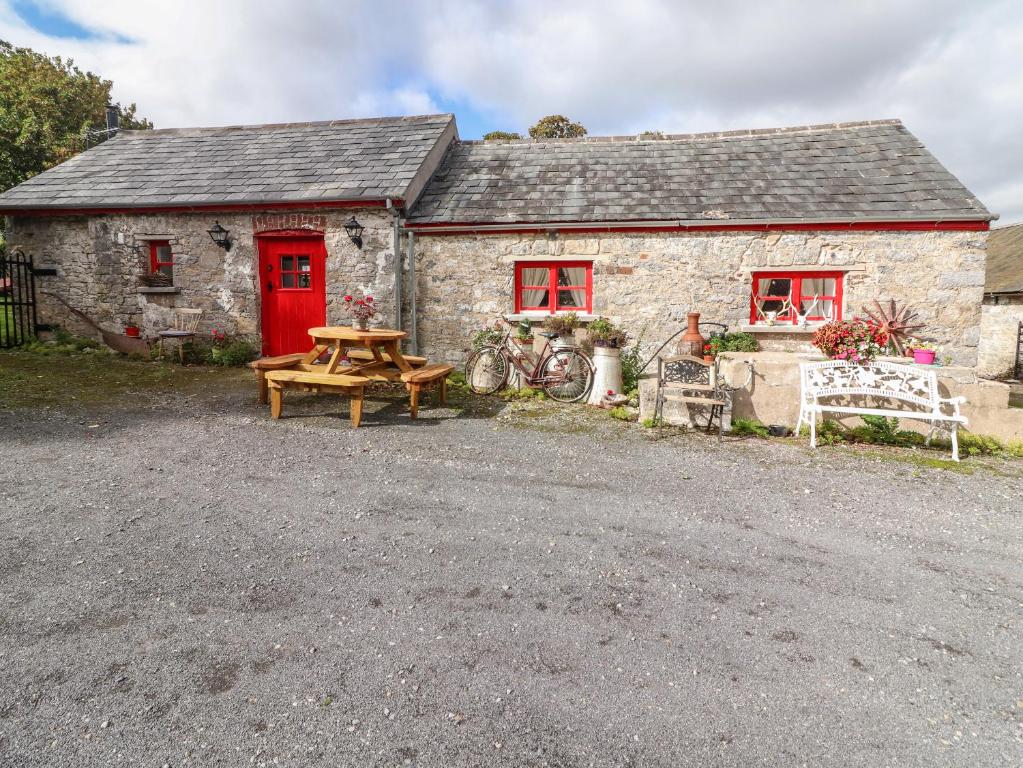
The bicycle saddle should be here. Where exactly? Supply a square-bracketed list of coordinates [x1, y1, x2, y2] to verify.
[537, 331, 560, 339]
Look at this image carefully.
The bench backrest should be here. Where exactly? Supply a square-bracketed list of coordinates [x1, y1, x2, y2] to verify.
[799, 360, 939, 409]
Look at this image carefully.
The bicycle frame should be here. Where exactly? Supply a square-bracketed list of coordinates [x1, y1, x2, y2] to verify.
[499, 330, 592, 387]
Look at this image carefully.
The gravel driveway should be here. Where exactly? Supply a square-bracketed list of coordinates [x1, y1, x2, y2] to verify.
[1, 375, 1021, 767]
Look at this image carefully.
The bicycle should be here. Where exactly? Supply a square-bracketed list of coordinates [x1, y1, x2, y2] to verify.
[465, 319, 594, 402]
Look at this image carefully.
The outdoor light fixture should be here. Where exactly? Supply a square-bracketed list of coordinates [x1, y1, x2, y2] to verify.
[343, 216, 365, 249]
[207, 221, 231, 250]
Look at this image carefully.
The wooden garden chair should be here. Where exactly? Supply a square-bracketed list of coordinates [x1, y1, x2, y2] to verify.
[157, 308, 203, 362]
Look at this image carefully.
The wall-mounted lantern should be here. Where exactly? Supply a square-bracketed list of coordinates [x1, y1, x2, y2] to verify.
[207, 221, 232, 250]
[343, 216, 364, 249]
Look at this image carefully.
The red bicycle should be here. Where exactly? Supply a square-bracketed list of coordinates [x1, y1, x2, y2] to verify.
[465, 320, 594, 402]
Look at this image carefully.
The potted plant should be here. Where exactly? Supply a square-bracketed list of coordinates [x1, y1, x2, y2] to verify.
[702, 342, 714, 363]
[541, 312, 580, 349]
[513, 319, 533, 347]
[811, 320, 889, 364]
[124, 323, 141, 338]
[585, 317, 628, 406]
[342, 292, 377, 330]
[906, 338, 937, 365]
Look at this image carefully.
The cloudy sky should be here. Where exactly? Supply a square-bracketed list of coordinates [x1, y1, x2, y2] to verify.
[2, 0, 1020, 223]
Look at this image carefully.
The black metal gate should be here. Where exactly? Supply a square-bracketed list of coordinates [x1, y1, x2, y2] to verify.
[1015, 321, 1023, 380]
[0, 250, 38, 348]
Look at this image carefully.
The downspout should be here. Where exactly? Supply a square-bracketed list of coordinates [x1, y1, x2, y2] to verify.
[386, 198, 402, 333]
[407, 230, 417, 355]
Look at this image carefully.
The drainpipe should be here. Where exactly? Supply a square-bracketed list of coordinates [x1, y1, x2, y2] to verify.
[407, 231, 417, 355]
[386, 198, 402, 332]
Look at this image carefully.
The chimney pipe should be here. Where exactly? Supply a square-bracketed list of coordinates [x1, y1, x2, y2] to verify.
[105, 105, 119, 133]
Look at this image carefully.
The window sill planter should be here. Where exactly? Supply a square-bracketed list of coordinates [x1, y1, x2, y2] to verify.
[138, 286, 181, 295]
[587, 345, 623, 406]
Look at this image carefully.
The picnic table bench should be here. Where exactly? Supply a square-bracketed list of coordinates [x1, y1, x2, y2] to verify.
[250, 326, 450, 426]
[796, 360, 968, 461]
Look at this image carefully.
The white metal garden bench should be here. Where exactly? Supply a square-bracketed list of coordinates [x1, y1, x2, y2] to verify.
[796, 360, 968, 461]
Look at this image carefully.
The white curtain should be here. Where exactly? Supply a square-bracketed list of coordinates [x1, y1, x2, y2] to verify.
[520, 267, 549, 307]
[557, 267, 586, 308]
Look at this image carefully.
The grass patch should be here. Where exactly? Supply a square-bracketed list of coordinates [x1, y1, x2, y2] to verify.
[0, 347, 248, 409]
[732, 417, 769, 438]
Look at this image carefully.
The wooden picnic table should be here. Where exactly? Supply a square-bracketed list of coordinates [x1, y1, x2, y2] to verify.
[302, 326, 413, 380]
[251, 326, 453, 425]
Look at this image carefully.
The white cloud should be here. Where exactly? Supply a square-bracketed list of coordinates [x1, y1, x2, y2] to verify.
[0, 0, 1021, 221]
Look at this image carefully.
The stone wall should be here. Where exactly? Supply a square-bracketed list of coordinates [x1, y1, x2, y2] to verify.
[977, 298, 1023, 379]
[412, 229, 987, 366]
[5, 208, 398, 347]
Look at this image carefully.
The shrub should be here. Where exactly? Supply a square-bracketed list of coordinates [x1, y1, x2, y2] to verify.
[471, 328, 504, 349]
[798, 419, 845, 445]
[732, 418, 769, 438]
[709, 332, 759, 356]
[640, 416, 663, 428]
[811, 321, 889, 363]
[587, 317, 629, 348]
[608, 406, 633, 421]
[620, 328, 647, 392]
[515, 319, 533, 341]
[541, 313, 580, 336]
[206, 340, 257, 367]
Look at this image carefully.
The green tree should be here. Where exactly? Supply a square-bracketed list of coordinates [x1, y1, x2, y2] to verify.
[528, 114, 587, 139]
[482, 130, 522, 140]
[0, 40, 152, 191]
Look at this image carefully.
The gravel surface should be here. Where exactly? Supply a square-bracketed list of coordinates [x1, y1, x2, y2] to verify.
[1, 379, 1021, 767]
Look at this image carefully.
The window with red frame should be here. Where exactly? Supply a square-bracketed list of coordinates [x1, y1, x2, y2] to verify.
[515, 261, 592, 314]
[750, 271, 843, 325]
[278, 254, 312, 289]
[149, 241, 173, 280]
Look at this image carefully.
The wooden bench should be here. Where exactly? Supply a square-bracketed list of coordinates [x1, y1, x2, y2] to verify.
[344, 349, 427, 367]
[796, 360, 968, 461]
[264, 370, 371, 427]
[400, 364, 454, 419]
[249, 353, 306, 404]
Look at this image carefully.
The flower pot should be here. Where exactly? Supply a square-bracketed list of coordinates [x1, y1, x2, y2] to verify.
[676, 311, 705, 357]
[587, 346, 622, 406]
[124, 325, 140, 338]
[354, 318, 369, 331]
[703, 354, 714, 363]
[913, 349, 936, 365]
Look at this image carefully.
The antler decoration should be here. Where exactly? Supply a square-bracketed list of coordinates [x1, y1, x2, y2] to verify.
[858, 299, 924, 355]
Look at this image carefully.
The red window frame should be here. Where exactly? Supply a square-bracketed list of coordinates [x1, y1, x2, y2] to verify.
[514, 261, 593, 314]
[750, 271, 843, 325]
[277, 253, 313, 291]
[149, 241, 173, 279]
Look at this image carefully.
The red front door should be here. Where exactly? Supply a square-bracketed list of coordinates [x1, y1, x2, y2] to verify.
[257, 234, 327, 356]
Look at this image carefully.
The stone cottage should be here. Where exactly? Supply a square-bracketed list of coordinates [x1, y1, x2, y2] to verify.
[0, 114, 995, 366]
[977, 223, 1023, 379]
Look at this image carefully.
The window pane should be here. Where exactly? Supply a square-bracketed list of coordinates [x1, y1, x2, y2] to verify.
[157, 264, 173, 279]
[281, 273, 295, 288]
[521, 267, 549, 287]
[558, 267, 585, 287]
[557, 289, 585, 308]
[281, 255, 294, 271]
[155, 245, 172, 262]
[758, 277, 790, 297]
[297, 255, 311, 272]
[521, 288, 549, 307]
[297, 273, 311, 288]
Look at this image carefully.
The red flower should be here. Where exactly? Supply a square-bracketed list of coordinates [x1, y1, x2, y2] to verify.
[365, 295, 374, 303]
[606, 389, 614, 396]
[343, 295, 352, 302]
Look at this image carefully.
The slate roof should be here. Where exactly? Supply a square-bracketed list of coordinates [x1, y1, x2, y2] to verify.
[985, 223, 1023, 295]
[408, 120, 991, 225]
[0, 114, 455, 211]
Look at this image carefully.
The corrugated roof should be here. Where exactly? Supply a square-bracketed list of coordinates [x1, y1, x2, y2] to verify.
[0, 114, 456, 211]
[408, 119, 991, 225]
[985, 223, 1023, 295]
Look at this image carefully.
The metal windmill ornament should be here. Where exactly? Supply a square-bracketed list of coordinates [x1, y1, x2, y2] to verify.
[859, 299, 923, 355]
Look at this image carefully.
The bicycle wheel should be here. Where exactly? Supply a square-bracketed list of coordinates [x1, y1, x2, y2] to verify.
[540, 349, 593, 403]
[465, 346, 509, 395]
